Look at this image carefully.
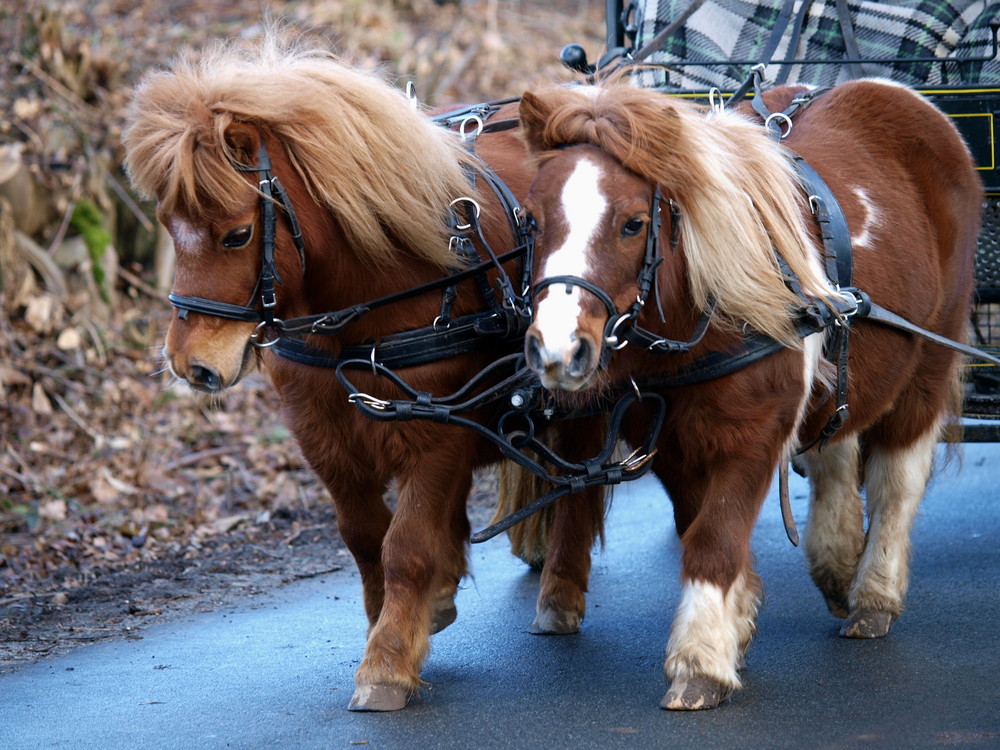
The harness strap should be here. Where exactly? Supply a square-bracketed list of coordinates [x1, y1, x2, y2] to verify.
[795, 156, 852, 287]
[272, 245, 529, 339]
[866, 303, 1000, 367]
[430, 98, 520, 129]
[273, 310, 519, 371]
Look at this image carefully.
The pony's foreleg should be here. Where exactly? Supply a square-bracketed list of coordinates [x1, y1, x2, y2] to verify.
[842, 427, 937, 638]
[801, 436, 865, 618]
[494, 421, 606, 635]
[531, 420, 606, 635]
[661, 566, 762, 710]
[530, 483, 605, 634]
[324, 473, 393, 627]
[659, 465, 768, 710]
[349, 446, 473, 711]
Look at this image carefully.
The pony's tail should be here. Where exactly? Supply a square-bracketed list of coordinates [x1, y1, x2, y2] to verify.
[494, 462, 555, 569]
[939, 355, 968, 456]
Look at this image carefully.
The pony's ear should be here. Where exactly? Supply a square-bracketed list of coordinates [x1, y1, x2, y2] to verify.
[519, 90, 552, 153]
[223, 122, 261, 166]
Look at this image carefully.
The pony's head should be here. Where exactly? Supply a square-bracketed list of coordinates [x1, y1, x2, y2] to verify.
[124, 32, 475, 392]
[519, 83, 833, 392]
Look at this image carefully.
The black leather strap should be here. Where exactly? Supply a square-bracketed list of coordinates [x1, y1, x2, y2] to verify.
[793, 156, 853, 288]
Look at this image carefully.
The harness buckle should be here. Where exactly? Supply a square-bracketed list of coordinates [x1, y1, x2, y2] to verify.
[347, 392, 392, 411]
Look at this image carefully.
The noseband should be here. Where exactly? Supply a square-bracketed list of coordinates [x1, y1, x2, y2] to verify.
[532, 185, 712, 365]
[167, 143, 306, 345]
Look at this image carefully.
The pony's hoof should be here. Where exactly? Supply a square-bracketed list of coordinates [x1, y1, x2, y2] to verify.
[347, 684, 409, 711]
[429, 600, 457, 634]
[840, 608, 894, 638]
[660, 677, 726, 710]
[528, 605, 581, 635]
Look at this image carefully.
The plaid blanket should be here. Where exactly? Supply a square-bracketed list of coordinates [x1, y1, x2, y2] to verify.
[633, 0, 1000, 89]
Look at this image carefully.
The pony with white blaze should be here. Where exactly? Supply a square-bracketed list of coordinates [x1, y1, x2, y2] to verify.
[519, 79, 982, 709]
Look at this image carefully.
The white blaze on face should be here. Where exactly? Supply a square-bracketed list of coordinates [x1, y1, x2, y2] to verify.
[534, 157, 609, 356]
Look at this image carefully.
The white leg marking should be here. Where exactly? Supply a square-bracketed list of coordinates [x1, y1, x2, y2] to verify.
[534, 158, 609, 358]
[852, 428, 938, 614]
[664, 574, 757, 690]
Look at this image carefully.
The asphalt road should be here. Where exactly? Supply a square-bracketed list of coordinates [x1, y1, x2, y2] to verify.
[2, 442, 999, 749]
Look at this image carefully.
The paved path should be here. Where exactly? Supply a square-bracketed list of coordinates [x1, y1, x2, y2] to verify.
[2, 444, 999, 749]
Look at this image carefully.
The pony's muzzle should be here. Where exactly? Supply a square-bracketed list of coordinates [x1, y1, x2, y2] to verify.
[525, 327, 598, 391]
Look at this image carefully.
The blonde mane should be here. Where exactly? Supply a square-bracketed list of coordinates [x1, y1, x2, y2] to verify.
[123, 32, 477, 269]
[524, 83, 836, 346]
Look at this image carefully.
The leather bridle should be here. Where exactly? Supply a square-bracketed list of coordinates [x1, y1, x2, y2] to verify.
[532, 181, 714, 366]
[167, 142, 306, 347]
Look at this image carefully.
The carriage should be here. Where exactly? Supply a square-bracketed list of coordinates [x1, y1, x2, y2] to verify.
[123, 0, 999, 713]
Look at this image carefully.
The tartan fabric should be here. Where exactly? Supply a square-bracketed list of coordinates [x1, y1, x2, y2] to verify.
[633, 0, 1000, 89]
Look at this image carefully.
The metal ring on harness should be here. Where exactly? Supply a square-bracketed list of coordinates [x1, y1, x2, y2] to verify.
[449, 197, 481, 230]
[605, 313, 634, 350]
[764, 111, 793, 139]
[250, 318, 285, 348]
[708, 87, 725, 113]
[459, 115, 484, 142]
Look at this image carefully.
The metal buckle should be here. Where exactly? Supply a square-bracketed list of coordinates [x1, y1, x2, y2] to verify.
[348, 392, 391, 411]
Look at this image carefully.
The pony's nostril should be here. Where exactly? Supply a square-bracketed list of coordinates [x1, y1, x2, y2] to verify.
[190, 364, 223, 392]
[525, 331, 544, 373]
[567, 338, 593, 378]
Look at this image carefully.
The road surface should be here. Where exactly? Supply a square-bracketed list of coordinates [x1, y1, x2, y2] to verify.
[2, 443, 998, 748]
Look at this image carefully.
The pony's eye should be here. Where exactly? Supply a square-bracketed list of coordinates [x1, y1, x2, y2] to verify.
[523, 212, 539, 233]
[622, 217, 645, 237]
[221, 225, 254, 249]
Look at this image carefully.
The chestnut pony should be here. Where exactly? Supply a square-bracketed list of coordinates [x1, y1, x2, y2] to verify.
[123, 36, 605, 711]
[519, 80, 982, 709]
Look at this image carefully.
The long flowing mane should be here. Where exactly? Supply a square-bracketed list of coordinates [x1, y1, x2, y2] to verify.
[123, 32, 476, 268]
[523, 83, 837, 346]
